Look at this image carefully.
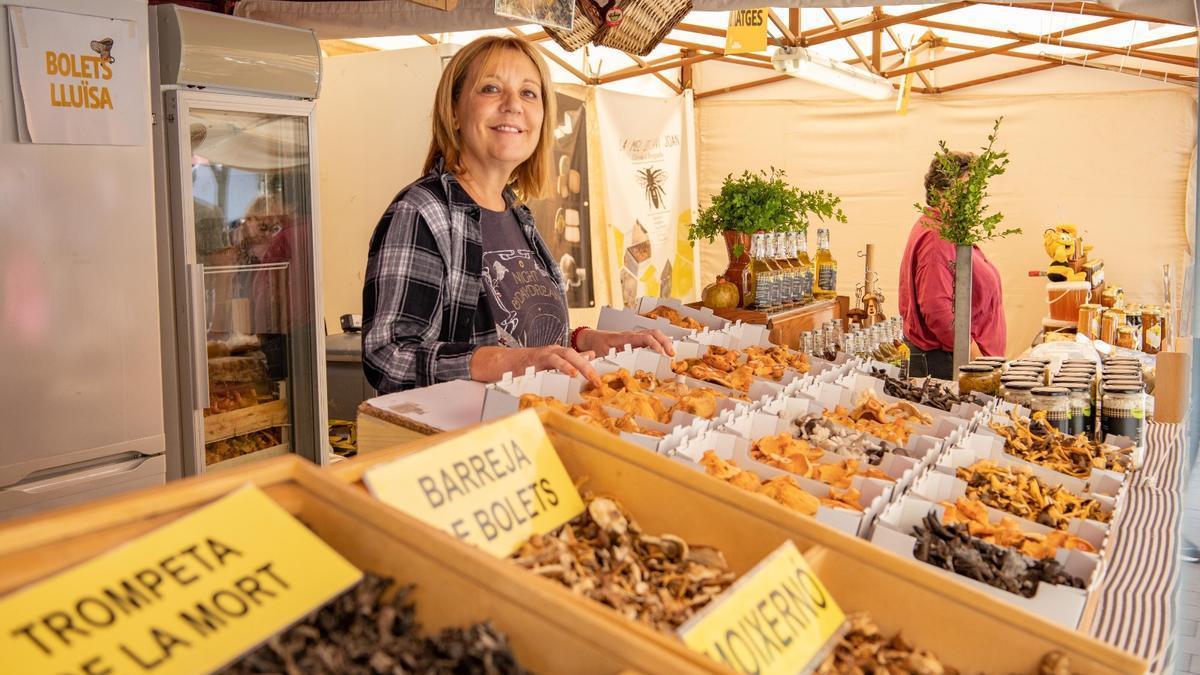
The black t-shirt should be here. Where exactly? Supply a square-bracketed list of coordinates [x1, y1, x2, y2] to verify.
[479, 207, 569, 348]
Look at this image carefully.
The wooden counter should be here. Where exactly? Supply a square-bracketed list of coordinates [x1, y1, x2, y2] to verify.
[688, 295, 850, 348]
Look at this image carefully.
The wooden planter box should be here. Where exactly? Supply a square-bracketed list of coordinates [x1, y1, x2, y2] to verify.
[329, 409, 1146, 675]
[0, 456, 711, 674]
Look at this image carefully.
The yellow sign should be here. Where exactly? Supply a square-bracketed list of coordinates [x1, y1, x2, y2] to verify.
[363, 409, 585, 557]
[726, 8, 769, 55]
[679, 541, 846, 675]
[0, 486, 362, 675]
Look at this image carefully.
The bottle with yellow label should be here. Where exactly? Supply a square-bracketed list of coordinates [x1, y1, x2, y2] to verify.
[744, 234, 780, 310]
[791, 232, 815, 305]
[814, 227, 838, 300]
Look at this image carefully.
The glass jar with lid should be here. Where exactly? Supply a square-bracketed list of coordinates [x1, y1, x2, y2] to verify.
[1077, 303, 1103, 339]
[1030, 386, 1072, 433]
[1115, 324, 1140, 350]
[959, 364, 998, 396]
[976, 356, 1007, 367]
[1100, 309, 1127, 344]
[1101, 382, 1146, 446]
[1057, 381, 1093, 436]
[1000, 380, 1038, 409]
[1006, 366, 1047, 385]
[1141, 305, 1163, 354]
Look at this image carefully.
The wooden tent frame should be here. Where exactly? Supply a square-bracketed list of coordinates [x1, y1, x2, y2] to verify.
[323, 1, 1197, 97]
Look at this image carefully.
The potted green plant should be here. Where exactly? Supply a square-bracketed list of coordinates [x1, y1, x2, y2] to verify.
[690, 167, 845, 304]
[918, 118, 1020, 371]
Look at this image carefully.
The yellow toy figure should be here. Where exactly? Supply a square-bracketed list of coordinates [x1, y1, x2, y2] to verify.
[1043, 225, 1088, 282]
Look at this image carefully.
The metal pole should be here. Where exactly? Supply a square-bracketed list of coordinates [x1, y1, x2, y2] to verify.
[953, 244, 973, 373]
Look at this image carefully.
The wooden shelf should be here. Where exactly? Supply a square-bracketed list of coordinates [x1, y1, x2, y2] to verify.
[687, 295, 850, 348]
[204, 399, 288, 443]
[206, 442, 291, 472]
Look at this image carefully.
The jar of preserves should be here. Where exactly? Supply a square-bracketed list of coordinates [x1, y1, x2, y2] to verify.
[1007, 366, 1047, 385]
[1101, 286, 1125, 309]
[1030, 386, 1072, 433]
[959, 364, 998, 397]
[1100, 308, 1126, 344]
[1141, 305, 1163, 354]
[1115, 324, 1140, 350]
[1101, 382, 1146, 446]
[1058, 381, 1093, 436]
[1000, 380, 1037, 408]
[1077, 304, 1103, 339]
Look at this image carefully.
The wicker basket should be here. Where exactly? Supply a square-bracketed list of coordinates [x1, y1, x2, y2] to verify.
[545, 0, 604, 52]
[546, 0, 692, 56]
[596, 0, 692, 56]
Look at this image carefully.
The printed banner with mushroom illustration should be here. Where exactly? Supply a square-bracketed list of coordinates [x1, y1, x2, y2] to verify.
[595, 88, 701, 307]
[7, 5, 148, 145]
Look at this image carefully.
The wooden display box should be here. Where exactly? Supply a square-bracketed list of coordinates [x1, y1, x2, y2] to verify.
[0, 456, 708, 675]
[331, 410, 1145, 675]
[686, 296, 849, 348]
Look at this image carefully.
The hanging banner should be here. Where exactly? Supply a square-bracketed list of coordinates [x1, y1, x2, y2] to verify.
[7, 5, 148, 145]
[595, 89, 700, 308]
[726, 8, 769, 55]
[526, 90, 595, 308]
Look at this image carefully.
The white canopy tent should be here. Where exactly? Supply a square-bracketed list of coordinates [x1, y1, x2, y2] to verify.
[297, 1, 1196, 363]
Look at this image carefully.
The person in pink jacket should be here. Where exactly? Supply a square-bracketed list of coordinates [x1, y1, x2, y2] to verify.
[898, 151, 1007, 379]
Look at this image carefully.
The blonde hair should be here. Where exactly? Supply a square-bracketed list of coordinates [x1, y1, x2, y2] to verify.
[423, 36, 556, 200]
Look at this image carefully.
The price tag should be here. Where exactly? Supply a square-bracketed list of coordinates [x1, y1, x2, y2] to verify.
[726, 8, 769, 55]
[363, 409, 585, 557]
[678, 541, 845, 675]
[0, 486, 362, 675]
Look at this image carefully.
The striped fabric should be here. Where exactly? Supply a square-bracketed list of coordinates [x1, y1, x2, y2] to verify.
[1086, 421, 1183, 673]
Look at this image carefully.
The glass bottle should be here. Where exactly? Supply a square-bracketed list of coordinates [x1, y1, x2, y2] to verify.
[801, 331, 815, 356]
[814, 227, 838, 300]
[793, 232, 815, 305]
[773, 233, 799, 307]
[745, 234, 776, 310]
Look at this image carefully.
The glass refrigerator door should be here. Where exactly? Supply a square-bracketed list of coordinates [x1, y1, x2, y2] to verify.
[166, 91, 325, 474]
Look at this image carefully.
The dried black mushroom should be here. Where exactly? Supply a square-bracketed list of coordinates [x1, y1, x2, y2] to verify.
[222, 572, 529, 675]
[912, 511, 1086, 599]
[874, 370, 975, 412]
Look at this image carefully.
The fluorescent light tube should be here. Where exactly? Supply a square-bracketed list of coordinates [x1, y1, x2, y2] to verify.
[771, 46, 895, 100]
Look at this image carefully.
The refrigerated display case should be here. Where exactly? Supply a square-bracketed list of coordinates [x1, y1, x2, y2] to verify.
[151, 6, 327, 478]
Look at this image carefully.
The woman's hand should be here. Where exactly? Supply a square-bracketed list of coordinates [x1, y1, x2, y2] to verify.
[575, 328, 675, 358]
[470, 344, 600, 385]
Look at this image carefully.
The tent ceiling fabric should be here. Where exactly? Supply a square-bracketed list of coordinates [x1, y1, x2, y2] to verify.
[235, 1, 1197, 40]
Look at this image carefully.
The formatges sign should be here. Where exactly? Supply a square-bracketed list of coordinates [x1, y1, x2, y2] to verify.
[678, 541, 846, 675]
[726, 8, 769, 55]
[363, 409, 585, 557]
[7, 5, 149, 145]
[0, 487, 361, 675]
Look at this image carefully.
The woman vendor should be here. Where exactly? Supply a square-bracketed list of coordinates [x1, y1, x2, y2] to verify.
[898, 151, 1006, 379]
[363, 36, 671, 393]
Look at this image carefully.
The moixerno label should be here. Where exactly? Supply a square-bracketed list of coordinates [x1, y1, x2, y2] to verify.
[0, 486, 362, 675]
[362, 409, 585, 557]
[679, 540, 846, 675]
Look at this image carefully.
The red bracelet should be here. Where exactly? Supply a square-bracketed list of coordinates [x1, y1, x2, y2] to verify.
[570, 326, 590, 352]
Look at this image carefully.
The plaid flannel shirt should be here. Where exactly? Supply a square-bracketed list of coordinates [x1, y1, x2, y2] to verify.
[362, 163, 568, 393]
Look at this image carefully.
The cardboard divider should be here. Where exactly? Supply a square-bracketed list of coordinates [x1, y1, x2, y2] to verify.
[672, 427, 891, 537]
[936, 431, 1127, 499]
[871, 495, 1104, 629]
[0, 457, 710, 675]
[328, 410, 1144, 675]
[635, 296, 729, 332]
[909, 469, 1116, 540]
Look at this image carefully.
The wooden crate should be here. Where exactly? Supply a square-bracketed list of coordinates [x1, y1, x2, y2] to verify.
[329, 409, 1146, 675]
[204, 399, 287, 443]
[0, 456, 710, 675]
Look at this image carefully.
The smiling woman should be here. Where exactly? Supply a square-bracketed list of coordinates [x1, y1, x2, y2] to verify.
[362, 36, 673, 393]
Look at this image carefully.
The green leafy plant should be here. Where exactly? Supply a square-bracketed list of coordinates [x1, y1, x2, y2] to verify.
[917, 117, 1021, 246]
[691, 167, 846, 258]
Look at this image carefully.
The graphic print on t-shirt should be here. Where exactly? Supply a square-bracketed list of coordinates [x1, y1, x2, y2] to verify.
[482, 249, 568, 348]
